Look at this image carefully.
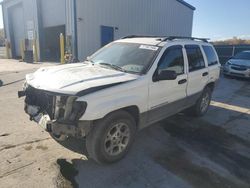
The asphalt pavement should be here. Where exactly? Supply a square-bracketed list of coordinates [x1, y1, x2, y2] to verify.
[0, 59, 250, 188]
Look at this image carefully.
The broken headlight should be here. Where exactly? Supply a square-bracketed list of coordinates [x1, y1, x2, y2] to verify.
[55, 96, 87, 123]
[69, 101, 87, 122]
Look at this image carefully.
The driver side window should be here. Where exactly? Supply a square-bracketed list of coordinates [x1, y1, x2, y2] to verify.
[158, 46, 184, 75]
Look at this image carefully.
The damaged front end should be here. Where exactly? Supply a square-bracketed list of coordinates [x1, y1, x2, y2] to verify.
[18, 85, 90, 139]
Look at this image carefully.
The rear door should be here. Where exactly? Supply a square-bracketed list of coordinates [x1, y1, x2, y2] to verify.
[202, 45, 221, 83]
[185, 45, 209, 97]
[148, 45, 188, 123]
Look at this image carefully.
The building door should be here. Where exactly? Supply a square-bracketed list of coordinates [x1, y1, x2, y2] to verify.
[101, 26, 114, 47]
[43, 25, 65, 62]
[9, 3, 25, 58]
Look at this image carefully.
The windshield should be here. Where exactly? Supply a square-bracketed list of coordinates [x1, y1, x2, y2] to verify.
[89, 42, 160, 74]
[233, 52, 250, 60]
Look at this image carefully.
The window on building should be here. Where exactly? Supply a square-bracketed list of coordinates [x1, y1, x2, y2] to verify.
[203, 46, 218, 66]
[185, 45, 206, 72]
[158, 46, 184, 75]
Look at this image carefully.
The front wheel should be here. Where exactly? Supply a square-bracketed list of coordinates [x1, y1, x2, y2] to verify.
[188, 87, 212, 117]
[86, 110, 136, 164]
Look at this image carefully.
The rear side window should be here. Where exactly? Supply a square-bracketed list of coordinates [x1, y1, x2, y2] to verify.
[203, 46, 218, 66]
[158, 46, 184, 75]
[185, 45, 205, 72]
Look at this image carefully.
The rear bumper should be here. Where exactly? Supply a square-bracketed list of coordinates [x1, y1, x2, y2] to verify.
[223, 66, 250, 78]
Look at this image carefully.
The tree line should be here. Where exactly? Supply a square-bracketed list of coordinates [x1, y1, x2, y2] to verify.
[213, 37, 250, 45]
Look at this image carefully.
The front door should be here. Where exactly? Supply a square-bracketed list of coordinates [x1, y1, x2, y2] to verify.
[148, 45, 188, 123]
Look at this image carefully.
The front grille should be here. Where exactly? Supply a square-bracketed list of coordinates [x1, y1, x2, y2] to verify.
[25, 86, 55, 119]
[231, 66, 247, 71]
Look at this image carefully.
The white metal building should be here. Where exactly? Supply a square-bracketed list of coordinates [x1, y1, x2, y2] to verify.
[1, 0, 195, 61]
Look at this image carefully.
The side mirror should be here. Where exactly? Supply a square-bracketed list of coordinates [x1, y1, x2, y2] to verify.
[155, 70, 177, 81]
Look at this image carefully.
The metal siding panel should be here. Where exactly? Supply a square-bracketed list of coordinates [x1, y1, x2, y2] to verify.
[2, 0, 39, 56]
[76, 0, 194, 60]
[10, 3, 25, 56]
[41, 0, 66, 28]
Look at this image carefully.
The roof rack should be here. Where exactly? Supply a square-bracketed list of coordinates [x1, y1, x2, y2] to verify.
[121, 35, 210, 43]
[122, 35, 164, 39]
[161, 36, 210, 42]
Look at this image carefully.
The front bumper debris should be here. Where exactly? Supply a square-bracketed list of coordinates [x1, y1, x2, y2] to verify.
[25, 106, 92, 138]
[19, 85, 89, 138]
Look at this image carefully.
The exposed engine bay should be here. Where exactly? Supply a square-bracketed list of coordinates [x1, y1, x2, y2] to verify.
[18, 85, 89, 138]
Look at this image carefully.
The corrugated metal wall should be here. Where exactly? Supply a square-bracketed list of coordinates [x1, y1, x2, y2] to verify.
[2, 0, 38, 57]
[41, 0, 66, 28]
[76, 0, 194, 60]
[2, 0, 67, 60]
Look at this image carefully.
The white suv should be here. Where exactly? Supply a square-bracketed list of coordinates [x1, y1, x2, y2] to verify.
[19, 36, 220, 164]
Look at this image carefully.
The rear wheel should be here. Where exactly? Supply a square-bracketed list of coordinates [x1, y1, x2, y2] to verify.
[188, 87, 212, 117]
[86, 110, 136, 164]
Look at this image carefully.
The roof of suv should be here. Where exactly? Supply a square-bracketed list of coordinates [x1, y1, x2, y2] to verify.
[117, 36, 210, 47]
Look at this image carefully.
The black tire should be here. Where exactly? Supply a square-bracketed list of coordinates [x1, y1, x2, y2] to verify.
[188, 87, 212, 117]
[86, 110, 136, 164]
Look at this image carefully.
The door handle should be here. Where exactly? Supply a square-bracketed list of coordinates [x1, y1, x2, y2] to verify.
[178, 79, 187, 85]
[202, 72, 209, 77]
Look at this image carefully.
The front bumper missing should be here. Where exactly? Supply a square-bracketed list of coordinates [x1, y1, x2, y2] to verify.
[26, 105, 92, 138]
[47, 120, 92, 138]
[19, 85, 90, 138]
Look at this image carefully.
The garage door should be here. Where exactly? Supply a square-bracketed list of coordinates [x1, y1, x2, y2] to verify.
[9, 4, 25, 57]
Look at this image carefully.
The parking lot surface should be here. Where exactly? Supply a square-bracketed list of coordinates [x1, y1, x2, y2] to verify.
[0, 60, 250, 188]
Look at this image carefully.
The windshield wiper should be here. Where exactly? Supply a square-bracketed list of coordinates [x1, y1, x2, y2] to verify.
[99, 63, 127, 73]
[86, 59, 94, 64]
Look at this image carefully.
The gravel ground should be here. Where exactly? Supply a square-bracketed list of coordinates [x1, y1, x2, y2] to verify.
[0, 59, 250, 188]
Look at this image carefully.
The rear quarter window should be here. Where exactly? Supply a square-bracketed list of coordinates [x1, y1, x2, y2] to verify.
[202, 46, 218, 66]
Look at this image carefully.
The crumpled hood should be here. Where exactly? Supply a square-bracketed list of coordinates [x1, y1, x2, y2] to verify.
[229, 59, 250, 67]
[26, 63, 139, 95]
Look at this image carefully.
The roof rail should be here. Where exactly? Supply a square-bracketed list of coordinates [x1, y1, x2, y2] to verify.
[161, 36, 210, 42]
[122, 35, 164, 39]
[121, 35, 210, 43]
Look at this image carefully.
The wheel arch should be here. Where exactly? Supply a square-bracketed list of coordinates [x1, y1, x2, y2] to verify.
[101, 105, 140, 128]
[206, 82, 215, 91]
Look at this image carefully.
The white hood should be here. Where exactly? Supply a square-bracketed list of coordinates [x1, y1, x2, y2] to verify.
[26, 63, 139, 95]
[229, 59, 250, 67]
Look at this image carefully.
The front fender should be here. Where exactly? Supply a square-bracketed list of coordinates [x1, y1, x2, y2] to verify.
[77, 76, 149, 121]
[79, 94, 147, 121]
